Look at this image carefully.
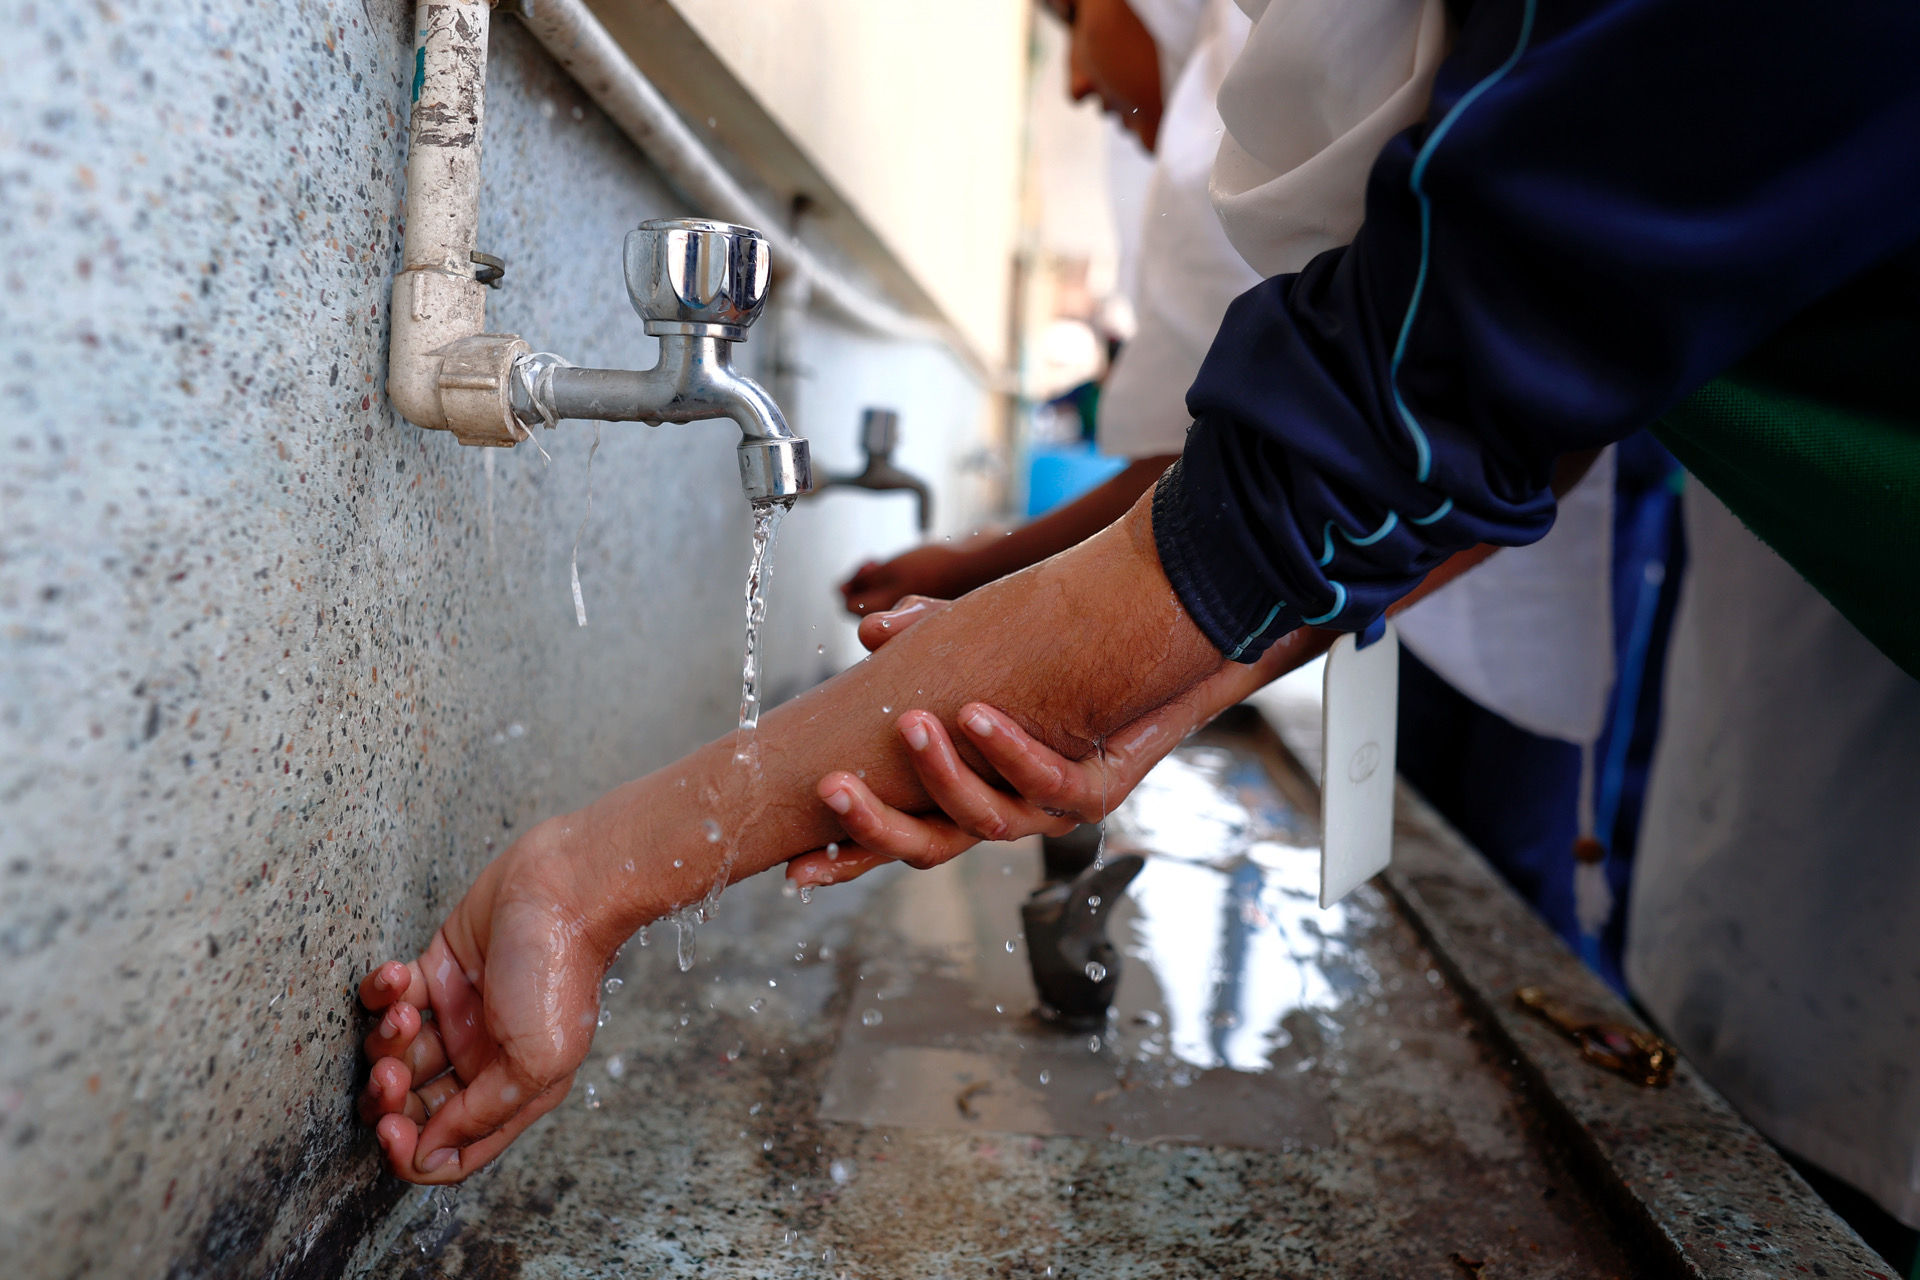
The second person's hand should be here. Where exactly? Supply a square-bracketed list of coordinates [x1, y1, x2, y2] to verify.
[787, 608, 1337, 889]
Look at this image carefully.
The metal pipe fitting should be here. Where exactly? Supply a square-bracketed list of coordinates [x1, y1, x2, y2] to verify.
[512, 219, 811, 504]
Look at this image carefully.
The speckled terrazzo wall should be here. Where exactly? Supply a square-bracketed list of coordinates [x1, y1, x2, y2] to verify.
[0, 3, 993, 1275]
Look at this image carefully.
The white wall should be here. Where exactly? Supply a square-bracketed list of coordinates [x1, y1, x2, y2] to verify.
[662, 0, 1032, 366]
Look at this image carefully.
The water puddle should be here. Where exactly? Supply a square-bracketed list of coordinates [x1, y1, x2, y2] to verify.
[819, 726, 1388, 1151]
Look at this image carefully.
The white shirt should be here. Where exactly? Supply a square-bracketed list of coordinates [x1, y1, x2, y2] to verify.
[1097, 0, 1260, 459]
[1629, 486, 1920, 1228]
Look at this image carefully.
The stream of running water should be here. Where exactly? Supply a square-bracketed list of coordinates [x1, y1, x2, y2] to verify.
[668, 498, 794, 971]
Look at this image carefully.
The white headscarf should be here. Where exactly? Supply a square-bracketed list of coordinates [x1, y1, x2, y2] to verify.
[1209, 0, 1450, 275]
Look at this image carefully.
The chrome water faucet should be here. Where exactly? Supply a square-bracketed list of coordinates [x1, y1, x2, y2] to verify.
[810, 408, 933, 531]
[511, 218, 811, 504]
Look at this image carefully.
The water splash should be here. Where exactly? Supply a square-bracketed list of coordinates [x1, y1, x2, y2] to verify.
[657, 500, 795, 973]
[670, 907, 700, 973]
[736, 499, 791, 736]
[568, 422, 603, 626]
[1094, 741, 1110, 869]
[697, 498, 795, 932]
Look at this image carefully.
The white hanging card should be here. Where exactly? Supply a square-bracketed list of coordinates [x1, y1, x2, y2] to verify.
[1320, 622, 1400, 908]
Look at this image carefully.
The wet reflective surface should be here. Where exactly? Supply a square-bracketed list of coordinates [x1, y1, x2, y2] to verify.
[819, 743, 1375, 1151]
[367, 721, 1634, 1278]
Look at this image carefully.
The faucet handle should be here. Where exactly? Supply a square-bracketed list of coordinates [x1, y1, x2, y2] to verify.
[624, 218, 772, 340]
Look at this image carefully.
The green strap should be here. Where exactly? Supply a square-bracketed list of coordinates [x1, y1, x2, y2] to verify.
[1651, 283, 1920, 681]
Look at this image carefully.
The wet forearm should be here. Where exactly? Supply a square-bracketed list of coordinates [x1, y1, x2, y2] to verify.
[566, 491, 1220, 938]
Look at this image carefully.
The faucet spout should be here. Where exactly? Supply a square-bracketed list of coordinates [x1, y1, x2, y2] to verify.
[508, 219, 811, 504]
[526, 334, 810, 502]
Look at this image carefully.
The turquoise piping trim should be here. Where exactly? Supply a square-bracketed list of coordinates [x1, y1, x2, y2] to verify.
[1225, 602, 1286, 662]
[1318, 510, 1401, 567]
[1386, 0, 1539, 484]
[1302, 582, 1348, 627]
[1284, 1, 1541, 644]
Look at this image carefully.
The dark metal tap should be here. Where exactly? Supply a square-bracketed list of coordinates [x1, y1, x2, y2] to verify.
[811, 408, 933, 531]
[1021, 847, 1145, 1029]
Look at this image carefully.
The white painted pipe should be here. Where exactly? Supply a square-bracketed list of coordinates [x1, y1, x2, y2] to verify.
[510, 0, 996, 384]
[390, 0, 527, 445]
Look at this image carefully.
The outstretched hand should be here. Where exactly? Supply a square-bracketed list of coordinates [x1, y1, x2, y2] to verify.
[838, 545, 973, 617]
[357, 831, 613, 1183]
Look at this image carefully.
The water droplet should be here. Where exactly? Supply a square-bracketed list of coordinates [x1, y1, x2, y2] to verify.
[749, 998, 766, 1014]
[635, 925, 649, 947]
[674, 913, 696, 972]
[605, 1054, 626, 1080]
[702, 819, 722, 843]
[749, 1101, 763, 1116]
[726, 1042, 744, 1061]
[861, 1009, 883, 1027]
[1084, 960, 1107, 982]
[1005, 939, 1017, 953]
[881, 706, 892, 714]
[826, 842, 840, 860]
[1087, 894, 1102, 908]
[603, 976, 623, 995]
[597, 1006, 611, 1028]
[764, 1137, 775, 1151]
[1087, 1034, 1101, 1052]
[783, 1228, 799, 1244]
[817, 644, 825, 655]
[1038, 1070, 1051, 1086]
[822, 1248, 836, 1264]
[829, 1159, 854, 1185]
[508, 722, 525, 738]
[798, 885, 814, 904]
[583, 1082, 601, 1110]
[673, 859, 684, 868]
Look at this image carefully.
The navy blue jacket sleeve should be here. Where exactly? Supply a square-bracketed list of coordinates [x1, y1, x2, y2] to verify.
[1156, 0, 1920, 661]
